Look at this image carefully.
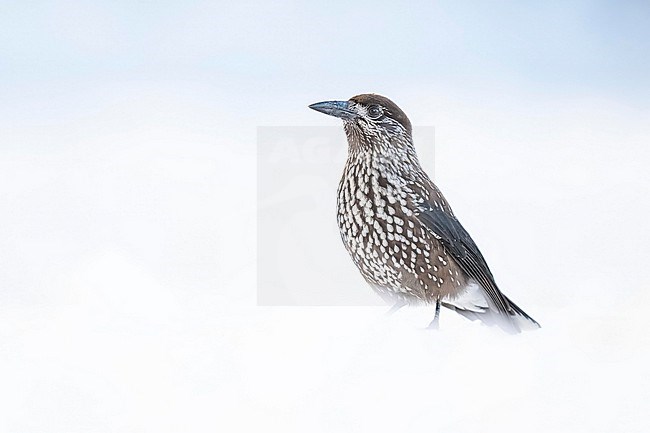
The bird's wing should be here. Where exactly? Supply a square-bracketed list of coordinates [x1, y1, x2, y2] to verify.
[417, 204, 540, 332]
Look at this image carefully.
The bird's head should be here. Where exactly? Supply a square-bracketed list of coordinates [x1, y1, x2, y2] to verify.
[309, 94, 412, 146]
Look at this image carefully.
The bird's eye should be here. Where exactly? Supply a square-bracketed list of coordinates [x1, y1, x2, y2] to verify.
[367, 105, 382, 119]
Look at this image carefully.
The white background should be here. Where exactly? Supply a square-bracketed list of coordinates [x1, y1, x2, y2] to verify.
[1, 1, 650, 432]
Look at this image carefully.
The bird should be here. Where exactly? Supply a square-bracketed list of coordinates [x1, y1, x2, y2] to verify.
[308, 94, 540, 333]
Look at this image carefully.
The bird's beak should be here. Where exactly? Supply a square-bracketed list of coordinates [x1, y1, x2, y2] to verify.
[308, 100, 357, 120]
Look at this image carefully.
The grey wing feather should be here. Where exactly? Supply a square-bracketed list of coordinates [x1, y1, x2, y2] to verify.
[418, 205, 540, 332]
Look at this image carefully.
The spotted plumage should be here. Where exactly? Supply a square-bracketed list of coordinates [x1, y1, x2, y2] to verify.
[309, 94, 539, 333]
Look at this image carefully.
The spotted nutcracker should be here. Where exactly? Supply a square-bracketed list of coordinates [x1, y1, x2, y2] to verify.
[309, 94, 539, 333]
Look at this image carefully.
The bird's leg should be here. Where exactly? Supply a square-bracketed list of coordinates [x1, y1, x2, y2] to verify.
[385, 300, 407, 316]
[427, 297, 441, 330]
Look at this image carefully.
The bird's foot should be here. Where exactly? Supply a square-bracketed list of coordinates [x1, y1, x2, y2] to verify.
[426, 298, 442, 330]
[385, 301, 407, 316]
[426, 317, 440, 330]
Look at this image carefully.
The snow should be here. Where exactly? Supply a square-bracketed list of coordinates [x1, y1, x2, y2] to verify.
[2, 298, 649, 432]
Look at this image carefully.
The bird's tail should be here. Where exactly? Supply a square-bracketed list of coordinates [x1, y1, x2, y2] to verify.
[442, 285, 540, 333]
[504, 295, 540, 331]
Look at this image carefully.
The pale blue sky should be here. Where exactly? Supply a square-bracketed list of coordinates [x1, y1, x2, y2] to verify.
[1, 1, 650, 112]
